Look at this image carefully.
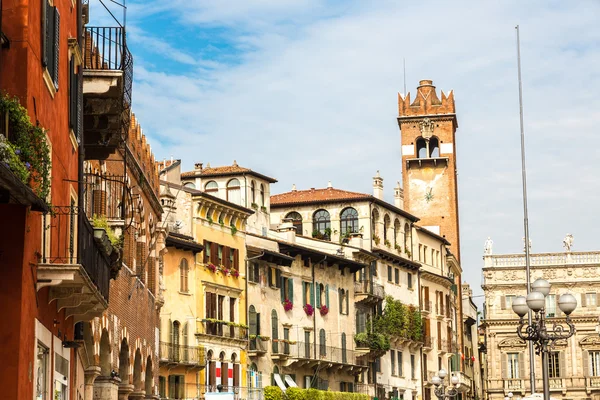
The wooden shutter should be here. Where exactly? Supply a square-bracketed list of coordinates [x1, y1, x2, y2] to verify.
[288, 279, 294, 303]
[310, 283, 314, 305]
[69, 57, 76, 130]
[234, 249, 239, 269]
[596, 293, 600, 307]
[500, 296, 506, 310]
[339, 289, 343, 313]
[583, 350, 589, 377]
[280, 277, 285, 302]
[501, 353, 507, 379]
[325, 284, 330, 308]
[168, 376, 176, 398]
[224, 246, 231, 268]
[178, 376, 184, 399]
[256, 313, 261, 335]
[315, 282, 321, 308]
[559, 351, 566, 378]
[519, 352, 525, 380]
[275, 268, 281, 288]
[43, 0, 52, 67]
[203, 240, 208, 263]
[52, 7, 60, 88]
[582, 293, 587, 307]
[346, 291, 349, 314]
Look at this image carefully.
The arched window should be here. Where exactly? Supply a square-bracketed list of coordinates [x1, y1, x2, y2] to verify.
[219, 351, 227, 388]
[272, 366, 280, 386]
[319, 329, 326, 356]
[180, 258, 189, 292]
[205, 181, 218, 194]
[313, 209, 331, 240]
[339, 288, 347, 314]
[430, 137, 440, 157]
[183, 182, 196, 189]
[285, 212, 303, 235]
[207, 350, 216, 386]
[260, 184, 265, 206]
[232, 353, 240, 387]
[394, 219, 401, 248]
[417, 138, 427, 158]
[340, 207, 359, 235]
[404, 223, 411, 252]
[341, 333, 347, 363]
[227, 179, 241, 204]
[383, 214, 390, 241]
[250, 181, 256, 204]
[371, 209, 379, 238]
[249, 305, 258, 350]
[271, 310, 279, 354]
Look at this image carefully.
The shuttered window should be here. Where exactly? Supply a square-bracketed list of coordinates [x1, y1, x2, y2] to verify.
[68, 56, 81, 139]
[43, 0, 60, 88]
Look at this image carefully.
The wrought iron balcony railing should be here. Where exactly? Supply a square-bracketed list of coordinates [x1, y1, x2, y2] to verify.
[159, 341, 205, 366]
[41, 206, 112, 300]
[196, 320, 248, 341]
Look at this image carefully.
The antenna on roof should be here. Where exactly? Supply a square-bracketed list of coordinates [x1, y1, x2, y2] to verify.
[403, 58, 407, 96]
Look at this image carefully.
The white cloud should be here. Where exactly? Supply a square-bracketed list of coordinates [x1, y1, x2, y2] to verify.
[127, 0, 600, 301]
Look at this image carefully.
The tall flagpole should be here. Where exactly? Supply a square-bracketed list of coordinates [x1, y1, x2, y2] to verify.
[515, 24, 536, 395]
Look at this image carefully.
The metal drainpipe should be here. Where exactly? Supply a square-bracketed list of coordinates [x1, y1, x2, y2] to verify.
[418, 268, 424, 400]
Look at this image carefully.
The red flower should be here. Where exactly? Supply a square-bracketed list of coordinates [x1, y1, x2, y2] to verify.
[303, 304, 314, 316]
[319, 305, 329, 316]
[231, 269, 240, 278]
[283, 299, 293, 311]
[206, 263, 217, 272]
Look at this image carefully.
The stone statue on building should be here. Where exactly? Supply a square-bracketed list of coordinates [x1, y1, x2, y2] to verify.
[522, 237, 532, 253]
[563, 234, 574, 252]
[484, 237, 493, 255]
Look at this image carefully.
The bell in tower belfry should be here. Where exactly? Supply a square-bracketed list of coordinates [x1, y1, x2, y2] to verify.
[397, 79, 461, 262]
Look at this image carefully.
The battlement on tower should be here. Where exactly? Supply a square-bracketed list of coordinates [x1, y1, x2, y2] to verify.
[128, 113, 160, 195]
[398, 79, 455, 117]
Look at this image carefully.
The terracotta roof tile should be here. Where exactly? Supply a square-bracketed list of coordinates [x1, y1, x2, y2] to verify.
[270, 187, 420, 222]
[181, 162, 277, 183]
[155, 159, 178, 173]
[271, 187, 371, 206]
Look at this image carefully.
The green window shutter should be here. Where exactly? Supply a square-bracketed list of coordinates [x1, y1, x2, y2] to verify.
[280, 278, 285, 303]
[315, 282, 321, 308]
[288, 279, 294, 303]
[346, 291, 349, 314]
[339, 289, 343, 313]
[310, 283, 315, 305]
[302, 282, 307, 305]
[325, 284, 330, 308]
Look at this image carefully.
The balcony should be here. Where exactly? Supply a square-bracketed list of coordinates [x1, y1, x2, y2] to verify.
[453, 371, 472, 393]
[284, 341, 368, 373]
[37, 206, 116, 321]
[354, 332, 390, 361]
[423, 336, 432, 351]
[354, 280, 384, 306]
[159, 342, 205, 368]
[195, 320, 248, 344]
[248, 337, 268, 357]
[83, 27, 133, 160]
[422, 300, 432, 314]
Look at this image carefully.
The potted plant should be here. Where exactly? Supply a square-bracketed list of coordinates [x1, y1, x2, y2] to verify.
[258, 335, 270, 341]
[373, 234, 381, 245]
[230, 224, 238, 235]
[283, 299, 293, 312]
[384, 239, 391, 247]
[221, 266, 230, 276]
[324, 228, 332, 239]
[405, 247, 412, 257]
[251, 202, 259, 210]
[319, 305, 329, 316]
[231, 269, 240, 278]
[394, 243, 402, 252]
[303, 304, 314, 317]
[206, 263, 217, 273]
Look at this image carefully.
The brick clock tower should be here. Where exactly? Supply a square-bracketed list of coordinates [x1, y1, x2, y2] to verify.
[397, 79, 461, 262]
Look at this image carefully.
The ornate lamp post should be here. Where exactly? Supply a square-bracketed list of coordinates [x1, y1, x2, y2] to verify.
[511, 278, 578, 400]
[430, 369, 460, 400]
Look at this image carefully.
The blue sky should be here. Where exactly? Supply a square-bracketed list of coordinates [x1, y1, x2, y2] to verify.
[91, 0, 600, 303]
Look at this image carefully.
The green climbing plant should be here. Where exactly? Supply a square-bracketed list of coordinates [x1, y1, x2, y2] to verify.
[0, 95, 51, 201]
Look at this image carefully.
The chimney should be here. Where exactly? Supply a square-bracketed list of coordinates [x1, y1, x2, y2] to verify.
[394, 181, 404, 208]
[195, 162, 203, 172]
[278, 218, 297, 243]
[291, 184, 297, 191]
[373, 171, 384, 200]
[327, 181, 332, 189]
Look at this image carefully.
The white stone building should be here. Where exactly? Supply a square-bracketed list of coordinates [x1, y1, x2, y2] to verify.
[481, 243, 600, 400]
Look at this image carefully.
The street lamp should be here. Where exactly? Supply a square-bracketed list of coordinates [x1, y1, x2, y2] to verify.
[430, 369, 460, 399]
[504, 392, 513, 400]
[511, 278, 577, 400]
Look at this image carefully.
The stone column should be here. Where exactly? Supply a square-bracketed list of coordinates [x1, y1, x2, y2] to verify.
[118, 384, 135, 400]
[128, 390, 146, 399]
[84, 366, 101, 400]
[94, 376, 121, 400]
